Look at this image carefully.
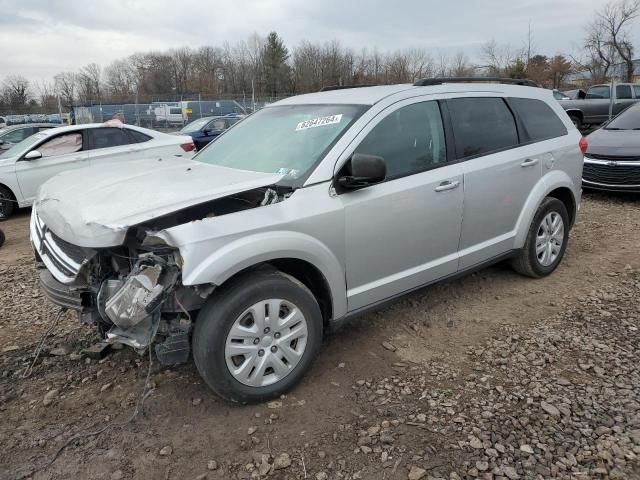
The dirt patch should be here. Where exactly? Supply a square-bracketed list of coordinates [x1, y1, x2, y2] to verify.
[1, 193, 639, 480]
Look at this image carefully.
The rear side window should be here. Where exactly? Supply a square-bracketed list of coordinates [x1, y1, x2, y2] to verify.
[447, 97, 518, 158]
[616, 85, 633, 99]
[510, 98, 567, 141]
[634, 85, 640, 98]
[354, 101, 446, 178]
[126, 129, 152, 143]
[90, 127, 132, 149]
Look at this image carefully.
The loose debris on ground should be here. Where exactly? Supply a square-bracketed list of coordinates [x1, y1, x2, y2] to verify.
[0, 194, 639, 479]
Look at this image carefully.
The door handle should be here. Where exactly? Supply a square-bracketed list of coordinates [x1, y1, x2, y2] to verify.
[521, 158, 539, 167]
[435, 180, 460, 192]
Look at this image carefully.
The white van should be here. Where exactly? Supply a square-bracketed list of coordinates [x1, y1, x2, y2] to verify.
[151, 103, 184, 126]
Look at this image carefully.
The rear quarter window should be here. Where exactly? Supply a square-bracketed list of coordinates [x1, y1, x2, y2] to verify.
[126, 129, 152, 143]
[509, 98, 568, 141]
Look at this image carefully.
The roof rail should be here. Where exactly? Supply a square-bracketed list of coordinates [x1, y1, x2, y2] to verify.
[319, 84, 377, 92]
[413, 77, 540, 88]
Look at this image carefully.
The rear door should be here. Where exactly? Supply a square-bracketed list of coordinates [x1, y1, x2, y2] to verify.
[86, 127, 138, 165]
[15, 130, 88, 203]
[447, 96, 543, 269]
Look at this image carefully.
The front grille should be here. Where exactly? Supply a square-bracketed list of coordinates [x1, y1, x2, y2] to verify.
[50, 230, 86, 264]
[30, 208, 89, 284]
[583, 162, 640, 186]
[586, 153, 640, 162]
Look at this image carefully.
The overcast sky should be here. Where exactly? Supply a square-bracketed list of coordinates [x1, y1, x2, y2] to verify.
[0, 0, 636, 83]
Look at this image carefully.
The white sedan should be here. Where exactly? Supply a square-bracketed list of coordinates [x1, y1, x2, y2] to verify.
[0, 122, 195, 218]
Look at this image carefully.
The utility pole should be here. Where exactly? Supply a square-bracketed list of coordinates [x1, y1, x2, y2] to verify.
[57, 96, 63, 124]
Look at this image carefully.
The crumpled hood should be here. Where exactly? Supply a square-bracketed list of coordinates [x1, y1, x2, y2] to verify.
[587, 129, 640, 156]
[35, 156, 284, 247]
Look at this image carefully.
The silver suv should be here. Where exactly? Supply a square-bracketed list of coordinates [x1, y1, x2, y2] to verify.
[32, 79, 583, 403]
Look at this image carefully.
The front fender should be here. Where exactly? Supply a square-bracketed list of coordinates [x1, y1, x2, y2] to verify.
[514, 170, 578, 248]
[179, 230, 347, 319]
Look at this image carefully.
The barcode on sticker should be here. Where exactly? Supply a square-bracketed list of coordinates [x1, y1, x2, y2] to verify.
[296, 114, 343, 131]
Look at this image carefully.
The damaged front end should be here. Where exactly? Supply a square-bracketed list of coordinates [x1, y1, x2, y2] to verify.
[32, 207, 203, 364]
[32, 183, 291, 365]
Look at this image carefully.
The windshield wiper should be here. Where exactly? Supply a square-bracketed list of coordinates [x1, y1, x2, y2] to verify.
[604, 127, 624, 130]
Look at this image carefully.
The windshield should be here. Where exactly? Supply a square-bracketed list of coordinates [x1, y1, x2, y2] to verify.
[605, 105, 640, 130]
[0, 132, 47, 158]
[180, 117, 212, 133]
[194, 104, 367, 183]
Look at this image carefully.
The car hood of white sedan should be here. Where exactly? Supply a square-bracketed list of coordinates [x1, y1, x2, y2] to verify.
[35, 156, 284, 248]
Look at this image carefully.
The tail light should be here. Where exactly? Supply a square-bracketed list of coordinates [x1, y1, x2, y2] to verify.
[579, 136, 588, 155]
[180, 142, 195, 153]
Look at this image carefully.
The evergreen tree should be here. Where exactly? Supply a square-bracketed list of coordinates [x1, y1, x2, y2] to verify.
[262, 32, 290, 97]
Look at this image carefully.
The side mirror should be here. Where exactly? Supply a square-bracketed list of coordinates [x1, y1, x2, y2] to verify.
[24, 150, 42, 160]
[337, 153, 386, 190]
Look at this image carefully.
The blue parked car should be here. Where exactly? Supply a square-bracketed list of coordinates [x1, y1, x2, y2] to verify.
[179, 114, 243, 150]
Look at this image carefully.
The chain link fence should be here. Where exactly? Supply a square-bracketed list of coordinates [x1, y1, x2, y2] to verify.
[0, 93, 293, 131]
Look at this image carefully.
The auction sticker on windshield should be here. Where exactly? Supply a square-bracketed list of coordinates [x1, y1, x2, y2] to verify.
[296, 114, 342, 131]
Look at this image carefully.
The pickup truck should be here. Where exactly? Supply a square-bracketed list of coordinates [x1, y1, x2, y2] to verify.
[559, 83, 640, 129]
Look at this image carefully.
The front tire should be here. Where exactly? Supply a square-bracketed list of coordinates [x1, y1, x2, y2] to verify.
[192, 268, 323, 404]
[0, 186, 15, 219]
[511, 197, 570, 278]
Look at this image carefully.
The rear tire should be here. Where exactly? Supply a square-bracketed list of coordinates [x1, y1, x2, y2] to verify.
[0, 228, 5, 248]
[511, 197, 570, 278]
[192, 268, 323, 404]
[0, 186, 15, 219]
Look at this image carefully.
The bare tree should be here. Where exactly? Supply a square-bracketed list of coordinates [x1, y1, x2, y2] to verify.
[584, 17, 617, 81]
[54, 72, 76, 106]
[77, 63, 102, 103]
[2, 75, 30, 107]
[598, 0, 640, 81]
[34, 80, 58, 110]
[450, 52, 474, 77]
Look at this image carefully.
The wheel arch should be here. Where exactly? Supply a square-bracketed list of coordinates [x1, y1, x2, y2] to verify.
[546, 186, 577, 227]
[180, 230, 347, 320]
[214, 258, 334, 327]
[514, 172, 579, 248]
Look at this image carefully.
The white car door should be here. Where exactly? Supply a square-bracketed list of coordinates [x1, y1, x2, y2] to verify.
[14, 131, 89, 204]
[86, 127, 138, 166]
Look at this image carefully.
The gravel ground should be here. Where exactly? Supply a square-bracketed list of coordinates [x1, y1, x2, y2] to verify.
[0, 193, 639, 480]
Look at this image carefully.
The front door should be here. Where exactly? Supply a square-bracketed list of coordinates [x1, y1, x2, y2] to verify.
[15, 130, 89, 204]
[338, 99, 464, 311]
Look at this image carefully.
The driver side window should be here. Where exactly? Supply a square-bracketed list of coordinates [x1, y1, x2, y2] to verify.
[38, 133, 83, 158]
[353, 101, 446, 179]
